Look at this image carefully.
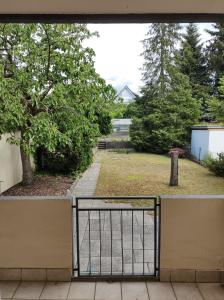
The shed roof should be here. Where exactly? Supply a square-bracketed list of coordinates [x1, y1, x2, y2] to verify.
[191, 125, 224, 130]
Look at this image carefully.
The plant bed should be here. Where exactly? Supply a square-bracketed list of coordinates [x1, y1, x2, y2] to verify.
[3, 175, 73, 196]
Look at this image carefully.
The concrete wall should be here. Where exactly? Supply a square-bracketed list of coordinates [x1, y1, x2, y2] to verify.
[191, 130, 209, 161]
[1, 0, 224, 14]
[160, 195, 224, 282]
[0, 133, 22, 193]
[191, 128, 224, 160]
[208, 130, 224, 158]
[0, 196, 73, 281]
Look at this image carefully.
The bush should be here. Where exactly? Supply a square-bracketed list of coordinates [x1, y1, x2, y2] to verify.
[203, 152, 224, 177]
[36, 143, 93, 176]
[97, 111, 112, 136]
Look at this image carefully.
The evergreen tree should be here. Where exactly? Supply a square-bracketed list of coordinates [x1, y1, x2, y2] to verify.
[141, 23, 180, 98]
[130, 23, 200, 153]
[207, 23, 224, 95]
[208, 76, 224, 123]
[180, 24, 209, 115]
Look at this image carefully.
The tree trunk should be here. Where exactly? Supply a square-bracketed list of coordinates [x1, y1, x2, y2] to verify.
[20, 146, 33, 185]
[169, 151, 179, 186]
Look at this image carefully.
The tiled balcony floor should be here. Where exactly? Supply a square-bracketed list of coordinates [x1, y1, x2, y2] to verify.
[0, 281, 223, 300]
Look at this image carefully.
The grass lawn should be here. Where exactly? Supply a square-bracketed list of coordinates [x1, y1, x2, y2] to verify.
[95, 151, 224, 197]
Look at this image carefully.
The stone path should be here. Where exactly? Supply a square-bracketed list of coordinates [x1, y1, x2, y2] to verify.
[70, 155, 155, 277]
[0, 281, 224, 300]
[70, 160, 101, 197]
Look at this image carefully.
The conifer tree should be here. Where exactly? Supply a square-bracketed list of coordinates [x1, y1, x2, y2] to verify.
[207, 23, 224, 95]
[141, 23, 180, 99]
[180, 24, 209, 114]
[130, 23, 200, 153]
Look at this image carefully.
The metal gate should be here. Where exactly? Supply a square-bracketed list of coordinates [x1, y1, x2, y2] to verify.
[72, 196, 160, 280]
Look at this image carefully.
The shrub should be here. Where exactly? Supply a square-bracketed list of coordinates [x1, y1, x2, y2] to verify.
[203, 152, 224, 177]
[36, 143, 93, 176]
[97, 111, 112, 136]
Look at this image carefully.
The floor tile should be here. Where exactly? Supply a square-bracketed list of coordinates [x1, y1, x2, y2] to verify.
[122, 282, 149, 300]
[13, 282, 45, 299]
[40, 282, 70, 300]
[0, 281, 19, 298]
[95, 282, 121, 300]
[68, 282, 95, 300]
[147, 282, 176, 300]
[172, 283, 203, 300]
[198, 283, 224, 300]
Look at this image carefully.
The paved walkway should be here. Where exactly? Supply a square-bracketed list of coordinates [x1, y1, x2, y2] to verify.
[70, 154, 156, 277]
[0, 281, 223, 300]
[70, 160, 101, 197]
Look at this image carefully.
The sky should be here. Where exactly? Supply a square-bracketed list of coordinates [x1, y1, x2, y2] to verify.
[85, 23, 213, 95]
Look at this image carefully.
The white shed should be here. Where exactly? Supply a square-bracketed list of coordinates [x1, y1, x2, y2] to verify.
[191, 125, 224, 161]
[112, 119, 132, 132]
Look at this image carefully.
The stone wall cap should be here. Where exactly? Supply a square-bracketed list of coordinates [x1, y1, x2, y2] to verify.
[160, 194, 224, 200]
[0, 195, 73, 201]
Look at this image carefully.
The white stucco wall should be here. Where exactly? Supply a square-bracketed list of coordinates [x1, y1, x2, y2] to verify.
[0, 133, 22, 193]
[191, 128, 224, 160]
[208, 130, 224, 158]
[191, 130, 209, 161]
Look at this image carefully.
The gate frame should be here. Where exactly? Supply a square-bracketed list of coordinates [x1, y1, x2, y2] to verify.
[72, 196, 161, 281]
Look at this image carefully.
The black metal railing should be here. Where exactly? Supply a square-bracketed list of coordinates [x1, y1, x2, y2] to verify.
[72, 196, 160, 280]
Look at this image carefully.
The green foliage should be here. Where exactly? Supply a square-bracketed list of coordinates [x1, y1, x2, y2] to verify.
[111, 97, 138, 119]
[208, 76, 224, 122]
[110, 97, 127, 118]
[206, 23, 224, 95]
[179, 24, 209, 115]
[96, 110, 112, 135]
[36, 142, 93, 176]
[204, 153, 224, 177]
[0, 24, 115, 177]
[130, 24, 200, 153]
[124, 102, 138, 118]
[141, 23, 181, 98]
[131, 70, 200, 153]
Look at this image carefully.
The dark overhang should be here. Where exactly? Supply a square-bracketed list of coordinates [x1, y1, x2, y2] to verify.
[0, 14, 224, 23]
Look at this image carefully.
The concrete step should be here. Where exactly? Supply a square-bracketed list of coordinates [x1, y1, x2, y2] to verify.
[98, 141, 106, 150]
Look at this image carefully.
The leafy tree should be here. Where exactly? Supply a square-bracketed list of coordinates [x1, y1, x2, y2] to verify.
[123, 101, 138, 118]
[110, 97, 127, 119]
[179, 24, 209, 115]
[207, 23, 224, 95]
[130, 23, 200, 153]
[96, 110, 112, 135]
[0, 24, 115, 184]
